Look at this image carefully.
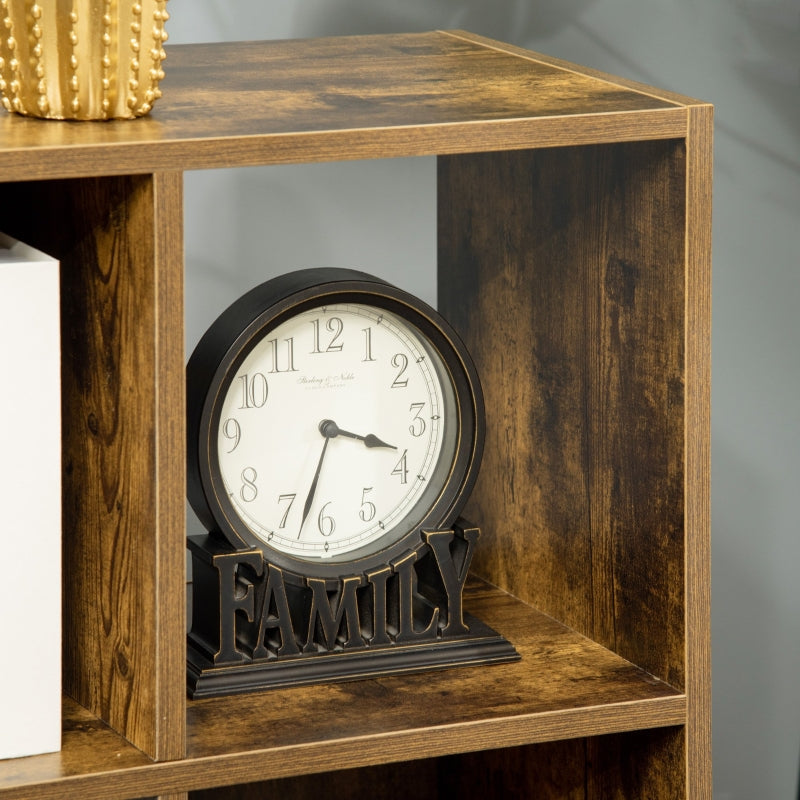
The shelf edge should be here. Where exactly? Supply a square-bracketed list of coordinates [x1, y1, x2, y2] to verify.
[0, 694, 686, 800]
[0, 107, 688, 183]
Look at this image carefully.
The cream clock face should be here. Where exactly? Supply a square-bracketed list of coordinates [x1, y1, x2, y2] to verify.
[213, 302, 457, 563]
[187, 268, 484, 583]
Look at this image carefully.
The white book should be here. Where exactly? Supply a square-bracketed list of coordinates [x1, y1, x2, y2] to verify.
[0, 233, 61, 759]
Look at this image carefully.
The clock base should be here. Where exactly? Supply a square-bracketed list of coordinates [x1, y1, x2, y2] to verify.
[185, 524, 519, 698]
[187, 612, 518, 698]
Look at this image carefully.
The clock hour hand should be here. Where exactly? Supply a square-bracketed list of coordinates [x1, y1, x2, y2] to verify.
[320, 419, 397, 450]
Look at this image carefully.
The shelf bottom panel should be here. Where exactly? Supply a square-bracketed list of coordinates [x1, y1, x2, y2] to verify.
[0, 580, 685, 800]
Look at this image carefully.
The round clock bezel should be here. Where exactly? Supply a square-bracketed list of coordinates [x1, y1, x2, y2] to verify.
[187, 268, 484, 583]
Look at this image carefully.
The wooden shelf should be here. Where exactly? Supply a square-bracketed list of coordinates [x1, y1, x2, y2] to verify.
[0, 581, 685, 800]
[0, 29, 711, 800]
[0, 30, 691, 181]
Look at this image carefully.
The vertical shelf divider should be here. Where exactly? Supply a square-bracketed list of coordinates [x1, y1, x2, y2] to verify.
[0, 173, 186, 762]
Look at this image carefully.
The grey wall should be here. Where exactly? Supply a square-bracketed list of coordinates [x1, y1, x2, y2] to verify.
[168, 2, 800, 797]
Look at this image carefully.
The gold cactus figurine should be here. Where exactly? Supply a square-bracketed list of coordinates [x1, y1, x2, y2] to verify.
[0, 0, 169, 120]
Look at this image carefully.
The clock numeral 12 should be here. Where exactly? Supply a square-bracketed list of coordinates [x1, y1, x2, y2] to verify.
[310, 317, 344, 354]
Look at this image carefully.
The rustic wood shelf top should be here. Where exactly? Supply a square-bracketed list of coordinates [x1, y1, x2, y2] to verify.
[0, 581, 685, 800]
[0, 30, 700, 182]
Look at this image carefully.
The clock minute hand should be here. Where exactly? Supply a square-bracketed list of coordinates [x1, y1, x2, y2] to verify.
[323, 419, 397, 450]
[298, 420, 338, 536]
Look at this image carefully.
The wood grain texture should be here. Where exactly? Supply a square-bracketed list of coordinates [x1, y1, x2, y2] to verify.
[189, 762, 441, 800]
[0, 32, 690, 181]
[0, 581, 685, 800]
[0, 174, 186, 762]
[438, 143, 687, 685]
[0, 29, 711, 800]
[188, 743, 585, 800]
[684, 104, 713, 800]
[437, 136, 711, 797]
[447, 30, 709, 107]
[191, 730, 686, 800]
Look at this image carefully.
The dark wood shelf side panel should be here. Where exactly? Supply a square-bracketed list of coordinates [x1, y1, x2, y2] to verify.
[0, 174, 186, 762]
[438, 141, 688, 688]
[684, 102, 713, 800]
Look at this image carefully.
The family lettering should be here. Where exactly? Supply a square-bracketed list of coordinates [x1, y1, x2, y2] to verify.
[190, 527, 479, 667]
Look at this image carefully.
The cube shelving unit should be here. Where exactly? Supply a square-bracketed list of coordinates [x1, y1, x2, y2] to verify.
[0, 30, 711, 799]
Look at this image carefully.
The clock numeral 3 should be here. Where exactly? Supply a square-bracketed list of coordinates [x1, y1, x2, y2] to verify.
[409, 402, 426, 437]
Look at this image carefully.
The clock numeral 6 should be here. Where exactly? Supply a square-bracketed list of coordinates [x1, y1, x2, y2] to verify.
[318, 501, 336, 537]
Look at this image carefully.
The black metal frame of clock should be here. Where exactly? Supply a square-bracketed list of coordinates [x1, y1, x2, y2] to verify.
[185, 268, 518, 698]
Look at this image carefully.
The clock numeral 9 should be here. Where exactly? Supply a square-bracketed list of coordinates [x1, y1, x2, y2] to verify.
[238, 372, 269, 409]
[239, 467, 258, 502]
[310, 317, 344, 353]
[359, 487, 376, 522]
[222, 418, 241, 452]
[390, 353, 409, 388]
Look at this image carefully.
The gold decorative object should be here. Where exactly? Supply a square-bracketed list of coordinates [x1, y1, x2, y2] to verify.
[0, 0, 169, 120]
